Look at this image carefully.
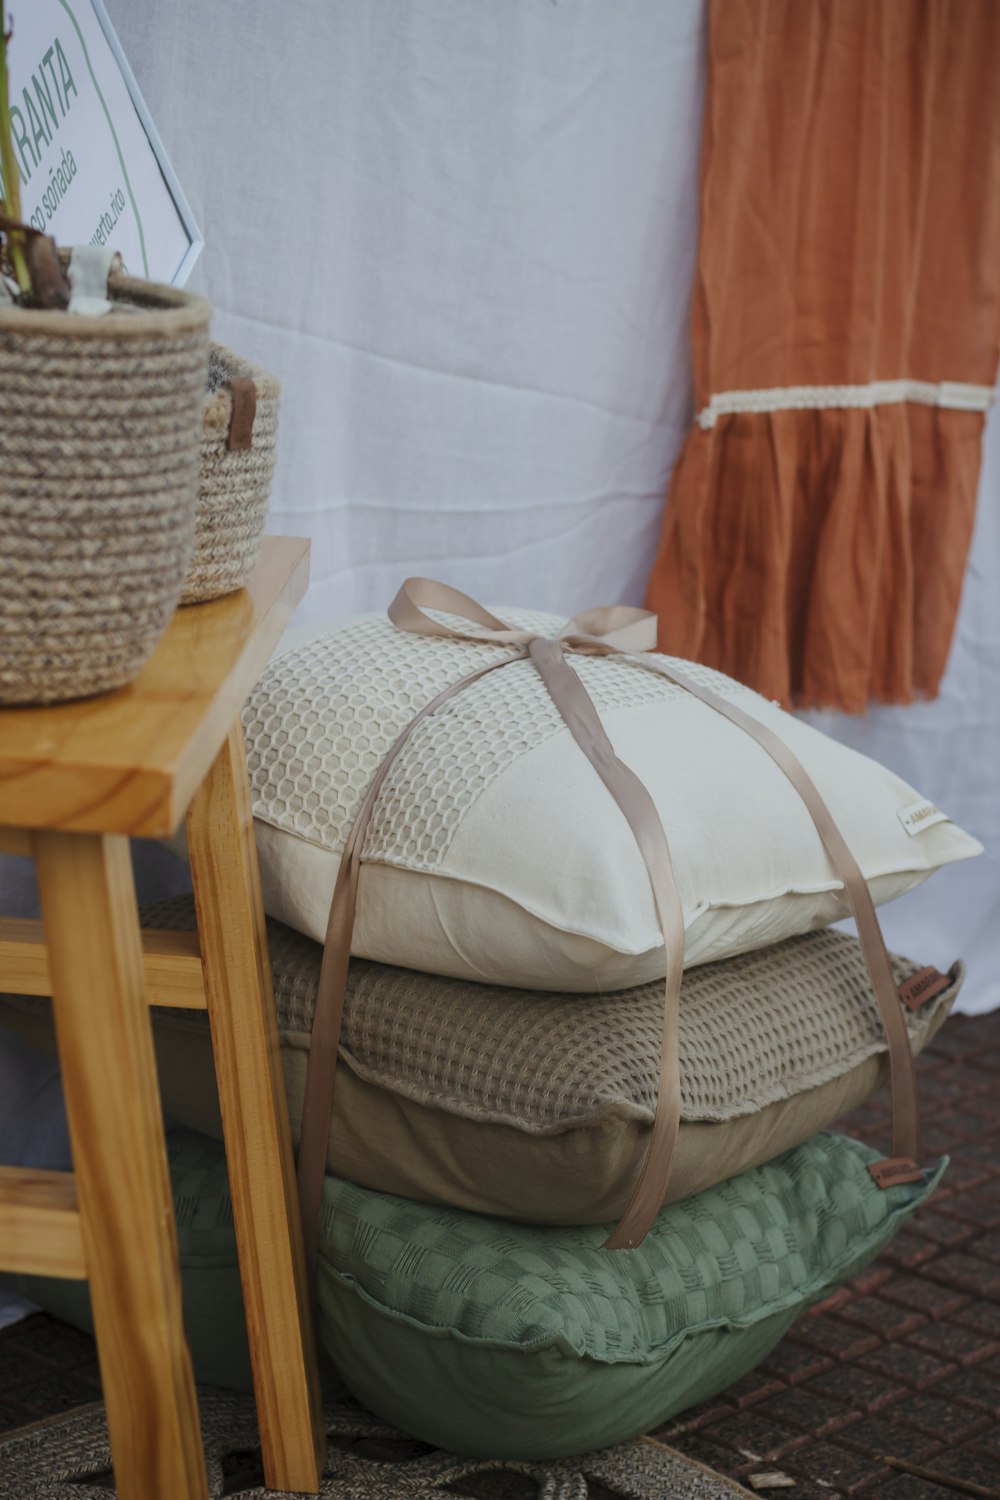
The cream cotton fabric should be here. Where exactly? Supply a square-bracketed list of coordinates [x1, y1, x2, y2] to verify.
[242, 611, 981, 989]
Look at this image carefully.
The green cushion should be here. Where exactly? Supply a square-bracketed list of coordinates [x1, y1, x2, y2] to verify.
[5, 1127, 943, 1457]
[316, 1133, 945, 1459]
[5, 1128, 253, 1391]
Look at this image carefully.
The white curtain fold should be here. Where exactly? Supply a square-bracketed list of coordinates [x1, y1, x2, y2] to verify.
[1, 0, 994, 1015]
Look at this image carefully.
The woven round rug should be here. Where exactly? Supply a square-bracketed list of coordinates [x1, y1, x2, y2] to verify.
[0, 1389, 751, 1499]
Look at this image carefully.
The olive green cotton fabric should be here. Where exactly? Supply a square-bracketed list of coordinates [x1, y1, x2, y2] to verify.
[6, 1128, 941, 1454]
[317, 1132, 943, 1458]
[3, 1129, 254, 1392]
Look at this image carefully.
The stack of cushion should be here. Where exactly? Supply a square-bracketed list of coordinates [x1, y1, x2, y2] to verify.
[0, 605, 977, 1456]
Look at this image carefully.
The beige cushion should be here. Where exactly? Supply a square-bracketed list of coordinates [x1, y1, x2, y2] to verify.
[0, 896, 960, 1223]
[241, 611, 980, 989]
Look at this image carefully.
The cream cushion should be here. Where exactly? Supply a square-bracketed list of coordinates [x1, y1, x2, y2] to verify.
[0, 897, 959, 1224]
[241, 610, 980, 989]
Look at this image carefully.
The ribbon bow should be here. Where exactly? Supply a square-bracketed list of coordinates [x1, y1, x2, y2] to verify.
[297, 581, 925, 1287]
[388, 575, 660, 655]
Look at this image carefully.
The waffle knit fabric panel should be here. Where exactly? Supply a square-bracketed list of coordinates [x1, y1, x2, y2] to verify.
[0, 897, 959, 1224]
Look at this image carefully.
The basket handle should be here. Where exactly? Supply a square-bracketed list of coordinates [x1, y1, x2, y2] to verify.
[226, 377, 257, 450]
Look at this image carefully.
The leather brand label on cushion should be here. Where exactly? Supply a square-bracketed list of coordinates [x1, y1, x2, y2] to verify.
[897, 966, 952, 1012]
[869, 1157, 925, 1189]
[897, 800, 950, 836]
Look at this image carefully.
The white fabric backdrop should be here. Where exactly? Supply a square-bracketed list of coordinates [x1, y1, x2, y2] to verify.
[108, 0, 707, 617]
[1, 0, 996, 997]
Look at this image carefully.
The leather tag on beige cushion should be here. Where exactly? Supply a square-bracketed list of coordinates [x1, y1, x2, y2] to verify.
[897, 965, 953, 1011]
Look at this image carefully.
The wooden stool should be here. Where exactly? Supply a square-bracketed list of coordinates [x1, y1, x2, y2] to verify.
[0, 538, 325, 1499]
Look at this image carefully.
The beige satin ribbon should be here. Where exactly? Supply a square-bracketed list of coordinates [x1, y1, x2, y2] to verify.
[297, 579, 924, 1284]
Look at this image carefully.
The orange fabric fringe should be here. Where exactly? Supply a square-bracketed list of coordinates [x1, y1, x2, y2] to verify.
[646, 0, 1000, 713]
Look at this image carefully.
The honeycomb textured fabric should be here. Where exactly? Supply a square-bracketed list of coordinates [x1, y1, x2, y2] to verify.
[139, 897, 959, 1129]
[242, 608, 742, 868]
[238, 608, 980, 988]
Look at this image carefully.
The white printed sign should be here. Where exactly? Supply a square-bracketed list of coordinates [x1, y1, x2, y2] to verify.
[1, 0, 201, 285]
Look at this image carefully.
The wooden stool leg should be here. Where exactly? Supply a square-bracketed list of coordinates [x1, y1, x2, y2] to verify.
[33, 832, 208, 1500]
[186, 722, 326, 1494]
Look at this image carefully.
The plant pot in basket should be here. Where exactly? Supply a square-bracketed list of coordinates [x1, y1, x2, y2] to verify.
[180, 344, 280, 605]
[0, 274, 211, 705]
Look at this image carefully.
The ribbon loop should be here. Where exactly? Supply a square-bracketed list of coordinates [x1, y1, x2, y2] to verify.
[388, 578, 535, 646]
[387, 578, 660, 656]
[559, 605, 659, 655]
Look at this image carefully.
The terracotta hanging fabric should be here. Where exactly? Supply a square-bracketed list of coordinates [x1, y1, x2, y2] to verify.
[645, 0, 1000, 713]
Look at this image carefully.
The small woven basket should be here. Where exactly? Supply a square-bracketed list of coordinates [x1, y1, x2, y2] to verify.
[0, 274, 210, 706]
[180, 344, 280, 605]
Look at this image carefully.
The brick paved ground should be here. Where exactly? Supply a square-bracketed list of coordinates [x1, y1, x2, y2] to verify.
[1, 1012, 998, 1497]
[653, 1011, 1000, 1497]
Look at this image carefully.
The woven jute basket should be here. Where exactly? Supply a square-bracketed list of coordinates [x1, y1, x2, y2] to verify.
[180, 344, 280, 605]
[0, 273, 211, 705]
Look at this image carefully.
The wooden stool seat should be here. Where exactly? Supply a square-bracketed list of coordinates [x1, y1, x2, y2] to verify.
[0, 538, 325, 1499]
